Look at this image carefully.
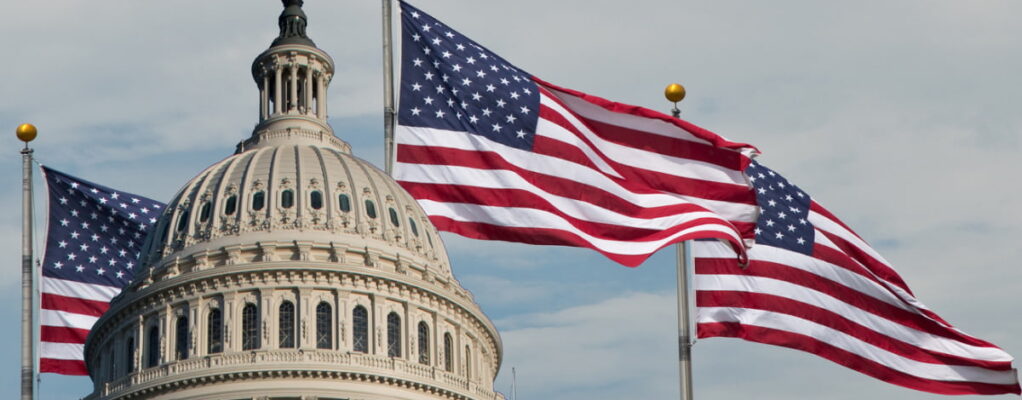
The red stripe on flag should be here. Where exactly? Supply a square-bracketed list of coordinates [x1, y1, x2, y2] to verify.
[698, 322, 1022, 395]
[39, 358, 88, 376]
[41, 292, 109, 317]
[40, 325, 91, 344]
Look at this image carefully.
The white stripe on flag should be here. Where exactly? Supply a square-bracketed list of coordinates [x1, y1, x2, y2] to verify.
[40, 309, 100, 331]
[41, 276, 119, 302]
[38, 342, 85, 361]
[416, 199, 741, 255]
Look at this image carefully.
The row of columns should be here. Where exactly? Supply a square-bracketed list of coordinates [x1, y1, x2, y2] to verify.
[259, 61, 328, 121]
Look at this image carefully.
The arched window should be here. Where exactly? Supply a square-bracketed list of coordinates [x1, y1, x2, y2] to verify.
[146, 325, 160, 368]
[124, 336, 135, 375]
[316, 302, 332, 349]
[365, 200, 377, 219]
[352, 305, 368, 353]
[198, 202, 211, 222]
[310, 190, 323, 210]
[389, 208, 400, 227]
[175, 209, 189, 232]
[207, 308, 223, 354]
[443, 333, 453, 372]
[279, 301, 295, 348]
[175, 316, 189, 360]
[418, 322, 430, 365]
[281, 189, 295, 209]
[465, 345, 472, 380]
[252, 191, 266, 211]
[409, 217, 419, 237]
[224, 194, 238, 215]
[387, 312, 401, 358]
[338, 194, 351, 212]
[242, 303, 259, 350]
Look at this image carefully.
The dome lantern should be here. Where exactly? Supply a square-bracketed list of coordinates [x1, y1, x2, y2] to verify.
[242, 0, 347, 153]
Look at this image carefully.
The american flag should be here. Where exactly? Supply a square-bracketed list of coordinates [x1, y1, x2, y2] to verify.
[394, 1, 758, 267]
[694, 161, 1020, 395]
[39, 166, 164, 375]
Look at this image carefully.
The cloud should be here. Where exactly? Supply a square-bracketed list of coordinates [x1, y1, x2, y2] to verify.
[494, 292, 679, 400]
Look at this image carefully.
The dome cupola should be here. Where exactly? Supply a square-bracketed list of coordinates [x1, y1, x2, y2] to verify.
[244, 0, 343, 151]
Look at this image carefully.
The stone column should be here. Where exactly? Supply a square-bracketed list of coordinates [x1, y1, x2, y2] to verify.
[260, 74, 269, 121]
[273, 65, 283, 115]
[316, 73, 326, 119]
[289, 64, 298, 114]
[304, 67, 313, 115]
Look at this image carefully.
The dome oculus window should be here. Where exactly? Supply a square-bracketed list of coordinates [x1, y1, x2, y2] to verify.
[198, 202, 211, 222]
[310, 190, 323, 210]
[281, 189, 295, 209]
[365, 200, 377, 219]
[252, 191, 265, 211]
[389, 208, 400, 227]
[175, 210, 190, 232]
[224, 195, 238, 215]
[338, 193, 351, 212]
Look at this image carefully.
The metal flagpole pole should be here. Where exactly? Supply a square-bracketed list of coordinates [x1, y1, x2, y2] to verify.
[381, 0, 396, 176]
[18, 123, 38, 400]
[665, 84, 694, 400]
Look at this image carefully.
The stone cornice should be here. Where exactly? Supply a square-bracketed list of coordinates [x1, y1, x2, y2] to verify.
[88, 350, 503, 400]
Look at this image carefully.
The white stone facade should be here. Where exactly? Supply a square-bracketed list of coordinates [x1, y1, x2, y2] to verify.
[83, 3, 503, 399]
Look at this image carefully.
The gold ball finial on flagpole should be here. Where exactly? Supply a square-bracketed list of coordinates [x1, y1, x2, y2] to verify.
[16, 123, 37, 143]
[665, 83, 686, 103]
[664, 83, 686, 118]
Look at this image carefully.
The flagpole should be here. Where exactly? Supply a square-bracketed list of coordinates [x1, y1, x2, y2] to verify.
[665, 84, 694, 400]
[381, 0, 396, 176]
[18, 123, 38, 400]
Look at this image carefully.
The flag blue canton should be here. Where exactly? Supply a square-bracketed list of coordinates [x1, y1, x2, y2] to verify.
[747, 161, 814, 255]
[398, 1, 541, 151]
[41, 167, 166, 288]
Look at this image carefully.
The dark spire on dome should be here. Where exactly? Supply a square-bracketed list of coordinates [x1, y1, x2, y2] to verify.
[272, 0, 316, 47]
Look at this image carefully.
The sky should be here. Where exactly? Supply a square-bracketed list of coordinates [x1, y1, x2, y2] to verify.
[2, 1, 1021, 399]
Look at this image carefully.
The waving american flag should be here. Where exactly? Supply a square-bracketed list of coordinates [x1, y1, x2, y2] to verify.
[694, 161, 1020, 395]
[38, 166, 164, 375]
[395, 1, 758, 267]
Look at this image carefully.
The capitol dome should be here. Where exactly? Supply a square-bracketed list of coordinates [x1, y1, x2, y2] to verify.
[82, 2, 503, 399]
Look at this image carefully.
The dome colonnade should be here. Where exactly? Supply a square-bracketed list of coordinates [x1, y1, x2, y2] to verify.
[83, 2, 503, 399]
